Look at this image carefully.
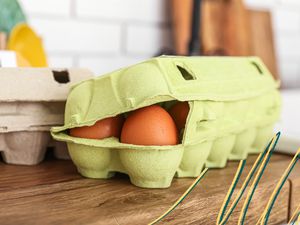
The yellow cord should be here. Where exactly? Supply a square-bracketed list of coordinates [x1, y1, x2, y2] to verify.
[148, 168, 208, 225]
[218, 154, 262, 225]
[289, 203, 300, 225]
[219, 136, 277, 225]
[217, 160, 245, 224]
[238, 138, 277, 225]
[259, 148, 300, 225]
[218, 136, 276, 225]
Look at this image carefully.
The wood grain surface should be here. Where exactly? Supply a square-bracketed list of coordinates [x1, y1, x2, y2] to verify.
[247, 10, 279, 80]
[0, 153, 298, 225]
[200, 2, 279, 80]
[170, 0, 193, 55]
[201, 0, 251, 56]
[289, 162, 300, 220]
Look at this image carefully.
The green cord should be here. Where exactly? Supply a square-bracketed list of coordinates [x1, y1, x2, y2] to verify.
[240, 132, 281, 225]
[151, 169, 208, 225]
[218, 160, 246, 223]
[264, 154, 299, 224]
[220, 134, 279, 225]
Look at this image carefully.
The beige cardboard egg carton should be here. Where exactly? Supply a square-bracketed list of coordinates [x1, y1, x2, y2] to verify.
[0, 68, 93, 165]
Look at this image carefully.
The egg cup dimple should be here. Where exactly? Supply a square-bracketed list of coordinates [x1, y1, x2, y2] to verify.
[229, 128, 256, 160]
[176, 141, 212, 177]
[119, 147, 183, 188]
[67, 143, 113, 178]
[51, 56, 281, 188]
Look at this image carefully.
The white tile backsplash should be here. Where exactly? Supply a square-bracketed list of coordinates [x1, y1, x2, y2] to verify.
[272, 8, 300, 32]
[278, 0, 300, 7]
[76, 0, 168, 23]
[244, 0, 278, 9]
[279, 62, 300, 88]
[47, 55, 74, 68]
[126, 25, 172, 56]
[19, 0, 71, 16]
[78, 56, 147, 76]
[276, 35, 300, 59]
[29, 18, 121, 54]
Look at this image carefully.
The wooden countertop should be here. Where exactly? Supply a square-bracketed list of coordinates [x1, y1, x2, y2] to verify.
[0, 153, 298, 225]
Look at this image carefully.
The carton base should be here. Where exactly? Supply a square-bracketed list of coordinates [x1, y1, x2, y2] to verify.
[65, 124, 275, 188]
[0, 131, 70, 165]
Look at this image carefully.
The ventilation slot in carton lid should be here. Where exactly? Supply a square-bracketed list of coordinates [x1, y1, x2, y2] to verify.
[52, 70, 70, 84]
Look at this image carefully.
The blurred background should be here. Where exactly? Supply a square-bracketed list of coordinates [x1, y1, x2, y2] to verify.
[1, 0, 298, 89]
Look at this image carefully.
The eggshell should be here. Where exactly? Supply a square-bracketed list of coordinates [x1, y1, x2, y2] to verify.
[70, 115, 124, 139]
[169, 102, 189, 131]
[121, 105, 178, 145]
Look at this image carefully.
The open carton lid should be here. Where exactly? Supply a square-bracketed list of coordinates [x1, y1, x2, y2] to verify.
[0, 68, 94, 102]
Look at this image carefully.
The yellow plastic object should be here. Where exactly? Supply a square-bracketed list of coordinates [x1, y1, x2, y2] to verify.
[7, 23, 47, 67]
[15, 52, 31, 67]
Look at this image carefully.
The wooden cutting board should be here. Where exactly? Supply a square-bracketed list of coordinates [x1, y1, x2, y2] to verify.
[170, 0, 193, 55]
[200, 0, 279, 80]
[247, 10, 279, 80]
[201, 0, 252, 56]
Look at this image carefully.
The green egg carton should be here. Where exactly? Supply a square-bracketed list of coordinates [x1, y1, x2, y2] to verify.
[51, 56, 281, 188]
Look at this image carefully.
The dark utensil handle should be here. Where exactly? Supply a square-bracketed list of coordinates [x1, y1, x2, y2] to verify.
[188, 0, 201, 55]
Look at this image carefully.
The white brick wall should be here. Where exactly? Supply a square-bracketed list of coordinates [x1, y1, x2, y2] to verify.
[272, 8, 300, 32]
[271, 4, 300, 87]
[29, 18, 121, 54]
[126, 25, 172, 56]
[48, 55, 73, 68]
[78, 56, 147, 75]
[20, 0, 71, 16]
[76, 0, 169, 23]
[19, 0, 300, 87]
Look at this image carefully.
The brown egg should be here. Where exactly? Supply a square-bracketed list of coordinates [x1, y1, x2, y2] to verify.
[169, 102, 189, 131]
[121, 105, 178, 145]
[69, 115, 124, 139]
